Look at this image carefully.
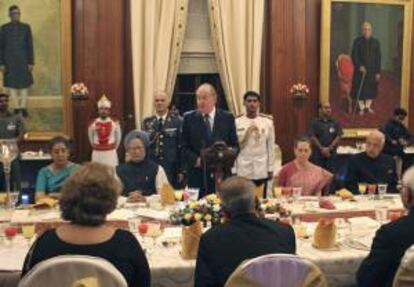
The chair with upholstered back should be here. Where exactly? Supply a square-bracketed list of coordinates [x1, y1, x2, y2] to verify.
[18, 255, 127, 287]
[225, 253, 327, 287]
[393, 245, 414, 287]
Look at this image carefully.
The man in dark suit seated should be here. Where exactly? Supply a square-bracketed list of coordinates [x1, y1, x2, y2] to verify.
[357, 166, 414, 287]
[345, 130, 398, 194]
[194, 177, 296, 287]
[181, 83, 239, 197]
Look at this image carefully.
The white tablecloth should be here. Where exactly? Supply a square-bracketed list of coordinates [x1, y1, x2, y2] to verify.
[0, 197, 401, 287]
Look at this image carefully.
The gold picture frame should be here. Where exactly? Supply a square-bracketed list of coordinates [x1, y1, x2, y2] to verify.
[320, 0, 413, 138]
[0, 0, 73, 141]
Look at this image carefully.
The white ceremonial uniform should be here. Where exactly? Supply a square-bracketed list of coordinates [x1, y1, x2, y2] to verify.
[235, 114, 275, 180]
[88, 117, 122, 167]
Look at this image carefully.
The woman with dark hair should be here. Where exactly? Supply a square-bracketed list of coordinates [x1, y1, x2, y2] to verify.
[277, 136, 333, 196]
[22, 162, 150, 287]
[35, 136, 78, 195]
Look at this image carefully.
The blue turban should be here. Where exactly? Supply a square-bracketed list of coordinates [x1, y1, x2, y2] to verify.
[123, 130, 150, 149]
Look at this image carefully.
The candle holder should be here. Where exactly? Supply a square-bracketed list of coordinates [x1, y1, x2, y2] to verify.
[0, 140, 19, 208]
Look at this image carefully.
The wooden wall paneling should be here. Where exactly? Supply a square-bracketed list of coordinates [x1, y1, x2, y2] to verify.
[410, 7, 414, 133]
[305, 0, 321, 123]
[124, 0, 136, 132]
[267, 0, 320, 162]
[72, 0, 126, 162]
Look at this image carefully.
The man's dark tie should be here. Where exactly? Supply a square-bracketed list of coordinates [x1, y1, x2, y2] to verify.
[204, 114, 212, 142]
[158, 117, 163, 131]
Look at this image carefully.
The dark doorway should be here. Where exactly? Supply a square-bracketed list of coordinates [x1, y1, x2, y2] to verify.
[171, 74, 229, 115]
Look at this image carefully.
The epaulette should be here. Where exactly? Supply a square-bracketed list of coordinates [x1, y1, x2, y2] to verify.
[183, 110, 197, 117]
[259, 113, 273, 120]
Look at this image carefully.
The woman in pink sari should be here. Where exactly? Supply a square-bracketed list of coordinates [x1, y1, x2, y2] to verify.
[278, 137, 333, 196]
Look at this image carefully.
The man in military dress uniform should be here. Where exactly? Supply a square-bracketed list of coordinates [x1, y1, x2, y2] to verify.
[0, 92, 25, 191]
[0, 5, 34, 117]
[142, 91, 183, 188]
[235, 91, 275, 193]
[88, 95, 122, 168]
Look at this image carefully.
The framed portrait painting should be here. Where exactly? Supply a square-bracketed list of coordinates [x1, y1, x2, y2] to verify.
[320, 0, 413, 137]
[0, 0, 72, 140]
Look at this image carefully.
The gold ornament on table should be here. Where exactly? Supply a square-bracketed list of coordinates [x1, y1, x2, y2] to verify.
[160, 183, 176, 206]
[289, 83, 310, 100]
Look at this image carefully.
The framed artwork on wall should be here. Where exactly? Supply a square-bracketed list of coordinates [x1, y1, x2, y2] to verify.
[0, 0, 72, 140]
[320, 0, 412, 137]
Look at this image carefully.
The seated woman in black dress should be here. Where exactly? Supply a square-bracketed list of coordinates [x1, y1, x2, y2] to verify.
[22, 162, 150, 287]
[116, 130, 169, 202]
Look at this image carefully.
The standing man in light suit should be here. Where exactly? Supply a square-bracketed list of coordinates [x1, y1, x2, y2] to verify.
[235, 91, 275, 194]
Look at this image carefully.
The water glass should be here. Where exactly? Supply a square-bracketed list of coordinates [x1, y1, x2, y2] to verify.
[375, 206, 388, 224]
[9, 192, 19, 208]
[187, 188, 199, 201]
[377, 184, 388, 199]
[128, 218, 141, 235]
[292, 187, 302, 201]
[147, 195, 163, 210]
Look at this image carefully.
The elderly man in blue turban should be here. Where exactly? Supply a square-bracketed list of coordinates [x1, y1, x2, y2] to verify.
[116, 130, 169, 202]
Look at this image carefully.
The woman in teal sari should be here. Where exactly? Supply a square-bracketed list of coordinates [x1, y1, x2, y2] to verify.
[35, 136, 78, 195]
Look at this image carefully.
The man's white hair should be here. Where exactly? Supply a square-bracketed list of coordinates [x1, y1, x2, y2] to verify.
[402, 166, 414, 196]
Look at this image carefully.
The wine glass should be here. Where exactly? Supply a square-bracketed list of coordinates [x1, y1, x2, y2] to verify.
[292, 187, 302, 201]
[281, 187, 293, 204]
[0, 140, 19, 209]
[4, 226, 17, 247]
[146, 222, 164, 253]
[21, 224, 35, 246]
[358, 183, 367, 196]
[367, 184, 377, 199]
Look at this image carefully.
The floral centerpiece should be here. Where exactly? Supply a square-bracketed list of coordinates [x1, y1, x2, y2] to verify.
[170, 195, 292, 227]
[170, 194, 223, 226]
[257, 199, 291, 217]
[289, 83, 310, 100]
[71, 82, 89, 99]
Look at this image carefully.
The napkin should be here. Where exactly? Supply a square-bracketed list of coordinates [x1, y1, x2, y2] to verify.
[181, 221, 203, 260]
[336, 189, 354, 200]
[34, 197, 58, 209]
[319, 198, 336, 210]
[313, 219, 337, 249]
[348, 216, 379, 229]
[160, 184, 176, 206]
